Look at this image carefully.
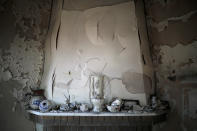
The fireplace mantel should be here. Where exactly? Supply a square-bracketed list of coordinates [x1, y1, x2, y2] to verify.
[27, 110, 167, 131]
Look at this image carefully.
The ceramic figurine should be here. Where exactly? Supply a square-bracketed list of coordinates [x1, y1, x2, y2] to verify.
[39, 100, 52, 112]
[75, 103, 81, 110]
[29, 96, 44, 110]
[69, 102, 76, 109]
[111, 98, 122, 106]
[80, 104, 89, 112]
[107, 105, 119, 112]
[60, 104, 70, 111]
[107, 98, 122, 112]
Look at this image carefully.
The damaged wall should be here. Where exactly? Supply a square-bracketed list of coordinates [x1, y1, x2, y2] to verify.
[145, 0, 197, 131]
[0, 0, 51, 130]
[42, 0, 154, 105]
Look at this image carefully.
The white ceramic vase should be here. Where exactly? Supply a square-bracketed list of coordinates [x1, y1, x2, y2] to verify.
[91, 98, 104, 112]
[90, 75, 104, 112]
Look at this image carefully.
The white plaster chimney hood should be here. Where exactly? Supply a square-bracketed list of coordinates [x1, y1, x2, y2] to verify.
[41, 0, 153, 106]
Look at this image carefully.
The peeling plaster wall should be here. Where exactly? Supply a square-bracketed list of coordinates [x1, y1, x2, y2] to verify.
[145, 0, 197, 131]
[42, 0, 154, 105]
[0, 0, 51, 130]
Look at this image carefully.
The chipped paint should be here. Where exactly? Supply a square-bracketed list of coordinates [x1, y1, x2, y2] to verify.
[158, 41, 197, 78]
[150, 10, 197, 32]
[1, 35, 44, 89]
[145, 0, 197, 130]
[0, 0, 51, 131]
[0, 69, 12, 82]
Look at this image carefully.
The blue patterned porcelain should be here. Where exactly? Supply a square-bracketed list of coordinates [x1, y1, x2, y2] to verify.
[29, 96, 44, 109]
[39, 100, 52, 112]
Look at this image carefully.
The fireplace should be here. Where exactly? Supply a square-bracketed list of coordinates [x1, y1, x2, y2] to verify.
[25, 0, 168, 130]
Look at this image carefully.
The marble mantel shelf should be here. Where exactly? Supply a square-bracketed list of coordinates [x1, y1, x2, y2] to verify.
[27, 110, 167, 125]
[28, 110, 165, 116]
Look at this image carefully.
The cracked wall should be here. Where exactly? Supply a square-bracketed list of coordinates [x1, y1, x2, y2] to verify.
[0, 0, 153, 130]
[0, 0, 51, 131]
[145, 0, 197, 131]
[42, 0, 154, 106]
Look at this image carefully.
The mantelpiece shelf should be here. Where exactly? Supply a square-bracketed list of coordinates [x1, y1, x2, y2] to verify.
[27, 110, 167, 129]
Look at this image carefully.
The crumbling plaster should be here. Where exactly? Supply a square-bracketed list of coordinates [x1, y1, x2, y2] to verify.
[0, 0, 154, 130]
[145, 0, 197, 131]
[0, 0, 51, 131]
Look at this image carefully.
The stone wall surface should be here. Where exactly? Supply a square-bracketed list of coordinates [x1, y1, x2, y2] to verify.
[0, 0, 51, 130]
[144, 0, 197, 131]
